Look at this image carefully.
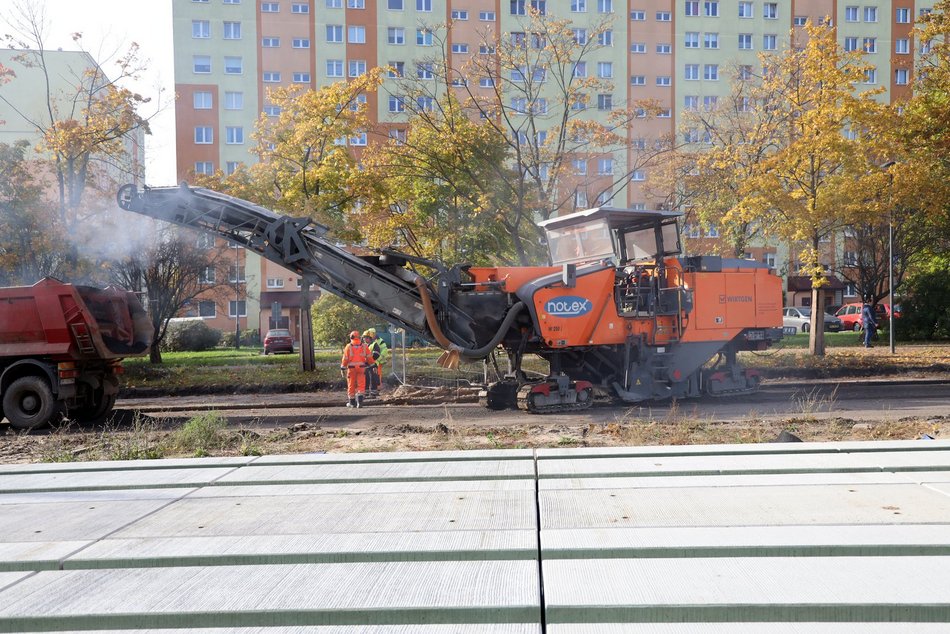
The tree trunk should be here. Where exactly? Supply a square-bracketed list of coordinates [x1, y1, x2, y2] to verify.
[808, 286, 826, 357]
[299, 280, 316, 372]
[149, 324, 163, 363]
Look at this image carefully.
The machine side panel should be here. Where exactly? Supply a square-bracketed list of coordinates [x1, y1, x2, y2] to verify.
[754, 269, 784, 327]
[533, 270, 624, 347]
[724, 273, 757, 327]
[688, 272, 727, 331]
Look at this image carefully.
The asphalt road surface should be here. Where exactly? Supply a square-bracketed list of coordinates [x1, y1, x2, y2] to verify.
[116, 378, 950, 429]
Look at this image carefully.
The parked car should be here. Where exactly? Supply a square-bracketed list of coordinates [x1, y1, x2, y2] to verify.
[782, 307, 843, 333]
[263, 328, 295, 354]
[835, 303, 902, 331]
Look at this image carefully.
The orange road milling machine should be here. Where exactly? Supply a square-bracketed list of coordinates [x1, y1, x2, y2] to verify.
[119, 184, 783, 414]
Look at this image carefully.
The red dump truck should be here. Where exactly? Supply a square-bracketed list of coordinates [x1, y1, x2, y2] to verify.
[0, 278, 152, 430]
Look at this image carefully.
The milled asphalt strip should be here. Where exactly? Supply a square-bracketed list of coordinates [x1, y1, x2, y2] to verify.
[48, 462, 247, 571]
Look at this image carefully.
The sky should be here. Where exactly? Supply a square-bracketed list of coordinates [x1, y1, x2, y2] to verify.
[7, 0, 178, 184]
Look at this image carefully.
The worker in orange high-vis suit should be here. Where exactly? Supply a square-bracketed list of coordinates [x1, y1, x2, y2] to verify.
[340, 330, 370, 408]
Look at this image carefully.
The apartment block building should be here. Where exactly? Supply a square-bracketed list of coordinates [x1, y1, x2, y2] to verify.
[173, 0, 930, 322]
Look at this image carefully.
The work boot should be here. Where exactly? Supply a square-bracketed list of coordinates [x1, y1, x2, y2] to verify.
[356, 394, 364, 408]
[346, 398, 356, 408]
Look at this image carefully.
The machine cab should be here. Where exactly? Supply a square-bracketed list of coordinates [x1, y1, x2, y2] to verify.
[540, 207, 687, 318]
[539, 206, 682, 266]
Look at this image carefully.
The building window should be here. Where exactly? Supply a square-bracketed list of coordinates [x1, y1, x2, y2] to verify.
[704, 1, 718, 17]
[417, 29, 433, 45]
[388, 0, 403, 8]
[704, 64, 719, 80]
[738, 1, 752, 18]
[199, 266, 216, 285]
[844, 36, 858, 52]
[263, 71, 281, 82]
[596, 158, 613, 175]
[350, 132, 367, 146]
[264, 105, 281, 116]
[416, 0, 432, 11]
[387, 61, 404, 77]
[656, 75, 671, 86]
[261, 2, 279, 11]
[845, 6, 858, 21]
[262, 36, 280, 47]
[327, 25, 343, 42]
[597, 62, 613, 78]
[194, 126, 213, 144]
[684, 32, 699, 48]
[896, 7, 910, 23]
[685, 1, 699, 17]
[224, 91, 243, 110]
[511, 0, 526, 15]
[388, 27, 405, 44]
[573, 62, 587, 77]
[451, 9, 468, 18]
[229, 301, 247, 317]
[895, 69, 909, 85]
[479, 76, 494, 87]
[704, 32, 719, 49]
[863, 37, 877, 53]
[597, 93, 612, 110]
[194, 161, 214, 175]
[451, 43, 469, 53]
[292, 38, 310, 48]
[223, 21, 241, 39]
[292, 3, 309, 12]
[348, 0, 364, 7]
[630, 10, 645, 20]
[844, 282, 856, 297]
[598, 30, 613, 46]
[630, 42, 645, 53]
[193, 55, 211, 73]
[573, 159, 587, 175]
[388, 95, 405, 112]
[706, 226, 720, 238]
[575, 191, 588, 207]
[738, 65, 753, 80]
[571, 0, 586, 12]
[684, 64, 699, 80]
[226, 161, 240, 175]
[479, 11, 495, 20]
[266, 278, 285, 289]
[703, 95, 718, 110]
[684, 95, 699, 110]
[895, 38, 909, 54]
[326, 60, 343, 77]
[416, 96, 434, 111]
[193, 91, 212, 109]
[794, 15, 807, 26]
[293, 72, 311, 83]
[345, 61, 364, 77]
[630, 170, 646, 181]
[348, 26, 366, 43]
[864, 6, 877, 22]
[763, 34, 777, 50]
[225, 126, 244, 144]
[656, 11, 671, 21]
[571, 28, 587, 44]
[224, 56, 242, 74]
[416, 62, 434, 79]
[738, 33, 752, 50]
[597, 0, 612, 13]
[326, 0, 341, 6]
[223, 0, 240, 3]
[656, 43, 671, 54]
[198, 301, 216, 317]
[864, 68, 877, 84]
[192, 20, 210, 38]
[763, 2, 777, 19]
[629, 75, 645, 85]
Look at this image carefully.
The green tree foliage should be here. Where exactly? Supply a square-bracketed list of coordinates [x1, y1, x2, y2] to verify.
[161, 320, 222, 353]
[899, 257, 950, 340]
[310, 293, 377, 347]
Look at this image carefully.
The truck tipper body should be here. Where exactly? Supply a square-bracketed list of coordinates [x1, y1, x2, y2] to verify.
[0, 278, 152, 429]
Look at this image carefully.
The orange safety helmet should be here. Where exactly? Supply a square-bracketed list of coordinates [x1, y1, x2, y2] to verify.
[349, 330, 361, 341]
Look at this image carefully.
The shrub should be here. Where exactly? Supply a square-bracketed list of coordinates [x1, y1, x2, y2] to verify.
[161, 320, 222, 352]
[220, 328, 262, 348]
[311, 294, 377, 346]
[168, 412, 229, 457]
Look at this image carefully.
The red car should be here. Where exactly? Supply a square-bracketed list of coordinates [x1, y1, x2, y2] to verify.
[835, 303, 901, 331]
[263, 328, 295, 354]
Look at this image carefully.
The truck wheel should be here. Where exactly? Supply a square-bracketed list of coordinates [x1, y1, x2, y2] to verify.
[2, 376, 60, 430]
[69, 386, 117, 425]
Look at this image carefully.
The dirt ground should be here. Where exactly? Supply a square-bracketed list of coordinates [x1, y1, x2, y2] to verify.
[1, 382, 945, 464]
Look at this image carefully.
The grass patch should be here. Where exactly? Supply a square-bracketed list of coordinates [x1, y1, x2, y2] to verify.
[167, 412, 229, 457]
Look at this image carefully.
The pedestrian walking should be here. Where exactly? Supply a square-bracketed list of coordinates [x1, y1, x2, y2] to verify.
[341, 330, 370, 407]
[861, 300, 878, 348]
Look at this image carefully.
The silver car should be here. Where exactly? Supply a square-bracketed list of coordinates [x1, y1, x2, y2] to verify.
[783, 307, 843, 333]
